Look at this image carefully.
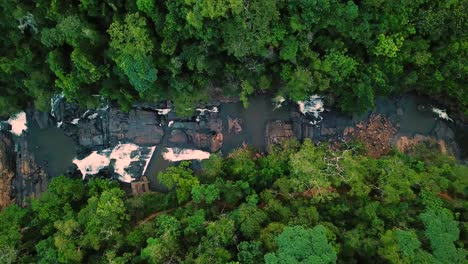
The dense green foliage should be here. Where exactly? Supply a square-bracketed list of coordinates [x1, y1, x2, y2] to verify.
[1, 140, 467, 263]
[1, 0, 467, 116]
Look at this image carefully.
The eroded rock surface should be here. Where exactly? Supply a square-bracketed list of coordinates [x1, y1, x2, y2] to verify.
[14, 136, 48, 207]
[345, 114, 397, 158]
[396, 135, 448, 155]
[266, 121, 295, 148]
[0, 131, 16, 210]
[228, 116, 243, 134]
[109, 108, 164, 145]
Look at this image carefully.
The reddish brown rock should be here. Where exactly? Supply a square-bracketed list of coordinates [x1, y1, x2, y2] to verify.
[0, 131, 16, 210]
[396, 135, 448, 154]
[266, 121, 295, 148]
[194, 133, 211, 149]
[168, 129, 188, 144]
[14, 136, 49, 207]
[345, 114, 397, 158]
[228, 116, 243, 134]
[211, 133, 224, 152]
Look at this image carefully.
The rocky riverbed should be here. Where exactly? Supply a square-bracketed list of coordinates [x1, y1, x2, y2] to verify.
[0, 94, 466, 208]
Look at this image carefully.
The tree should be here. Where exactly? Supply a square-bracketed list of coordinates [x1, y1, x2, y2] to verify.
[379, 229, 434, 264]
[420, 209, 467, 263]
[236, 204, 268, 239]
[264, 225, 337, 264]
[53, 219, 83, 263]
[158, 161, 200, 204]
[108, 13, 158, 95]
[238, 241, 263, 264]
[192, 184, 220, 204]
[283, 67, 313, 101]
[288, 139, 336, 201]
[225, 147, 257, 183]
[0, 205, 27, 264]
[31, 176, 85, 235]
[78, 188, 129, 250]
[141, 215, 181, 263]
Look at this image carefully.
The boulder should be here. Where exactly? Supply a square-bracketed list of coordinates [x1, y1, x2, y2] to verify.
[345, 114, 397, 158]
[207, 118, 223, 133]
[109, 108, 164, 145]
[228, 116, 243, 134]
[320, 126, 336, 136]
[169, 129, 188, 144]
[77, 118, 105, 147]
[433, 121, 455, 140]
[266, 121, 295, 148]
[194, 132, 211, 150]
[211, 133, 224, 152]
[0, 131, 16, 210]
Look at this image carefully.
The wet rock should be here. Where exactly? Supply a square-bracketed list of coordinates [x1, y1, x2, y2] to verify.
[14, 135, 48, 207]
[77, 118, 105, 147]
[169, 129, 188, 144]
[320, 126, 336, 136]
[211, 133, 224, 152]
[50, 94, 84, 123]
[0, 123, 11, 132]
[266, 121, 295, 148]
[0, 131, 16, 210]
[109, 108, 164, 145]
[343, 127, 354, 137]
[207, 118, 223, 133]
[302, 125, 314, 139]
[171, 122, 199, 131]
[433, 121, 455, 140]
[33, 110, 54, 129]
[228, 116, 243, 134]
[193, 132, 211, 150]
[169, 122, 199, 142]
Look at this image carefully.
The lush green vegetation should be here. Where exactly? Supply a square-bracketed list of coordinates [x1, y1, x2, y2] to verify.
[1, 140, 466, 263]
[1, 0, 467, 116]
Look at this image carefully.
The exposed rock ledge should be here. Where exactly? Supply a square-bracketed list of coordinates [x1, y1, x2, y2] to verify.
[0, 131, 16, 210]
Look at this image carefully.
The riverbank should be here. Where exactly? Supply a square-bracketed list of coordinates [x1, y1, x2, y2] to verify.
[0, 93, 466, 208]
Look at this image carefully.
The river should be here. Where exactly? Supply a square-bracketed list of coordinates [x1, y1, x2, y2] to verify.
[12, 94, 467, 192]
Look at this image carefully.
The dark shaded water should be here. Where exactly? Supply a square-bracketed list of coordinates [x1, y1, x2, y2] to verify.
[220, 96, 292, 152]
[24, 94, 467, 191]
[27, 121, 77, 177]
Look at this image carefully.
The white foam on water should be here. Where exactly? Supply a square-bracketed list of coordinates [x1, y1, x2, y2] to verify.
[50, 93, 64, 118]
[142, 146, 156, 176]
[163, 148, 211, 162]
[196, 106, 219, 115]
[88, 113, 99, 120]
[273, 96, 286, 109]
[82, 110, 91, 118]
[168, 121, 174, 127]
[432, 107, 453, 122]
[297, 95, 325, 125]
[73, 151, 111, 179]
[110, 143, 140, 183]
[7, 112, 28, 136]
[156, 109, 171, 115]
[195, 106, 218, 123]
[73, 143, 156, 183]
[70, 118, 80, 125]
